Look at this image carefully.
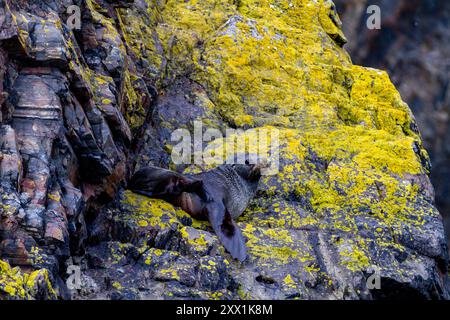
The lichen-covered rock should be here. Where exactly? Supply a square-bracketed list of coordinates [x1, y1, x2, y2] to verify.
[112, 0, 448, 299]
[0, 259, 57, 300]
[334, 0, 450, 257]
[0, 0, 448, 299]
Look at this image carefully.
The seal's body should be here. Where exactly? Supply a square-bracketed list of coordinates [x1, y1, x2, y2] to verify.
[128, 163, 265, 261]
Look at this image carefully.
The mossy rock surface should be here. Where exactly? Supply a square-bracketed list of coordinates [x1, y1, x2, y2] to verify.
[0, 260, 57, 300]
[0, 0, 447, 299]
[100, 0, 447, 299]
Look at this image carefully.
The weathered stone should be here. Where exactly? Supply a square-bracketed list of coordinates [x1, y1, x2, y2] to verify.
[0, 125, 21, 189]
[0, 0, 447, 300]
[0, 259, 57, 300]
[335, 0, 450, 252]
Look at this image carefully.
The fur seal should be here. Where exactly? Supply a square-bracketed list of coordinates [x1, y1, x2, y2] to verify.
[128, 161, 266, 261]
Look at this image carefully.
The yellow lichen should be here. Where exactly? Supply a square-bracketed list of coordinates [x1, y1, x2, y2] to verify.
[115, 0, 433, 291]
[0, 259, 56, 300]
[112, 281, 123, 290]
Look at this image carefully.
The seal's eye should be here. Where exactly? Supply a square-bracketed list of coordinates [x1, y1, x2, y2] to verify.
[245, 160, 250, 165]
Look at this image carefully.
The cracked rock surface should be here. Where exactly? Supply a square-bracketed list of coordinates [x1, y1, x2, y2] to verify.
[0, 0, 448, 300]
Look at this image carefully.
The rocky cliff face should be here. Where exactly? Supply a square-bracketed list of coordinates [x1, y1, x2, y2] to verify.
[334, 0, 450, 250]
[0, 0, 448, 300]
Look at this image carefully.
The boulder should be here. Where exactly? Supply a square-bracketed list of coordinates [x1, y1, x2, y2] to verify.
[0, 0, 447, 300]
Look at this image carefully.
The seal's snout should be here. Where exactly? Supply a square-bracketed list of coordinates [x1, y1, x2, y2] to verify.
[252, 157, 269, 170]
[230, 156, 271, 181]
[249, 157, 270, 178]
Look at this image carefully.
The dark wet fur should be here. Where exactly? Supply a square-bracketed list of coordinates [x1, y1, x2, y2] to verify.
[128, 163, 264, 261]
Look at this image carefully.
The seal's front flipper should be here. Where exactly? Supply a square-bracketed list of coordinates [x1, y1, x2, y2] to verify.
[128, 166, 201, 197]
[206, 202, 247, 262]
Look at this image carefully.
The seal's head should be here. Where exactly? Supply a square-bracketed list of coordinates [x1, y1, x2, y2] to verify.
[232, 158, 269, 182]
